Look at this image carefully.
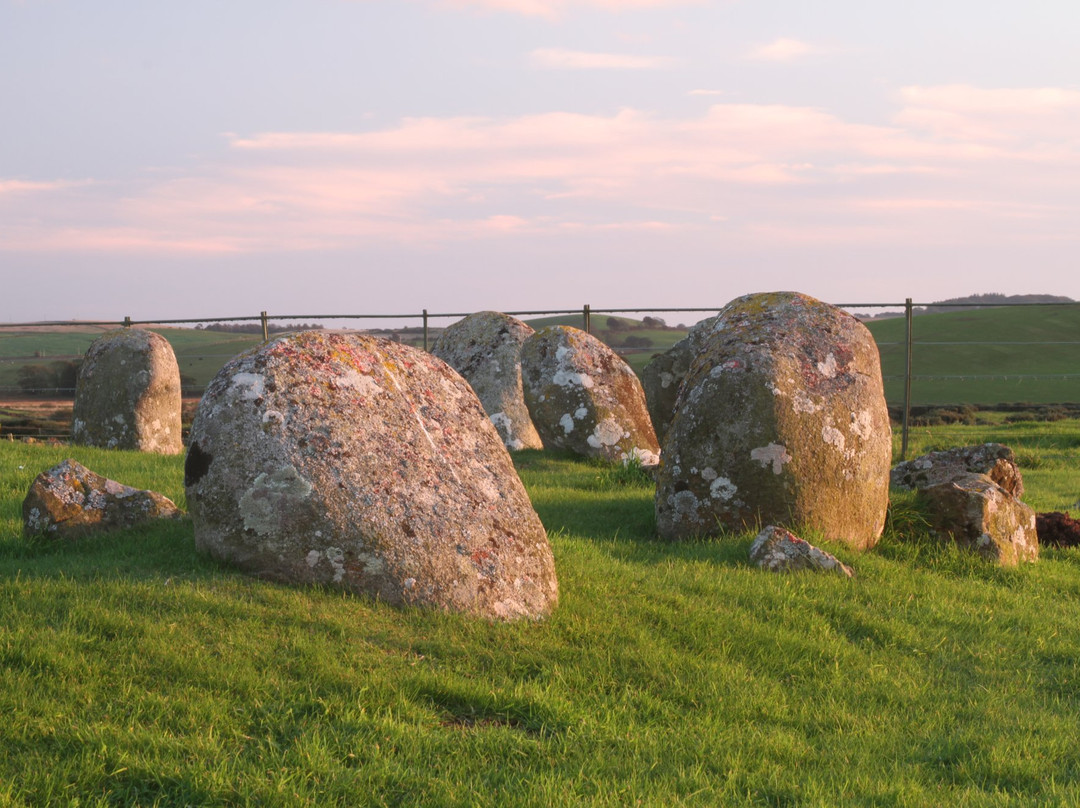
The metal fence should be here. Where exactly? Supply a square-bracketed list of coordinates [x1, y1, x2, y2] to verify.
[3, 300, 1079, 454]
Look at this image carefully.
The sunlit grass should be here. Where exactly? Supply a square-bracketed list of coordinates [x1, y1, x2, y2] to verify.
[1, 423, 1080, 805]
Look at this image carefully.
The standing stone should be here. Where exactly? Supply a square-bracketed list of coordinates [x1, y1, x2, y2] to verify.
[431, 311, 543, 451]
[184, 331, 558, 621]
[520, 325, 660, 465]
[72, 328, 183, 454]
[656, 292, 891, 548]
[23, 459, 182, 539]
[641, 317, 716, 442]
[922, 473, 1038, 565]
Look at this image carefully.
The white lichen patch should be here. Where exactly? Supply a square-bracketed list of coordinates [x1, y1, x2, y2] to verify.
[822, 426, 846, 451]
[559, 413, 576, 434]
[230, 372, 266, 401]
[625, 446, 659, 466]
[817, 353, 839, 378]
[700, 467, 718, 482]
[337, 370, 383, 397]
[574, 406, 588, 420]
[850, 409, 874, 440]
[750, 443, 793, 475]
[791, 392, 822, 414]
[238, 465, 314, 536]
[660, 371, 675, 389]
[709, 476, 738, 500]
[587, 418, 624, 448]
[552, 369, 595, 389]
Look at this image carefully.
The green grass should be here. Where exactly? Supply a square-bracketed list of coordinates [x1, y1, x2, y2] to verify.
[865, 305, 1080, 407]
[4, 424, 1080, 805]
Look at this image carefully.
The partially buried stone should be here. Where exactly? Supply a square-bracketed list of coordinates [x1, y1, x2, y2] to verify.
[23, 459, 182, 538]
[749, 525, 855, 577]
[72, 328, 183, 454]
[520, 325, 659, 465]
[184, 331, 558, 621]
[891, 443, 1023, 498]
[921, 472, 1038, 566]
[431, 311, 543, 451]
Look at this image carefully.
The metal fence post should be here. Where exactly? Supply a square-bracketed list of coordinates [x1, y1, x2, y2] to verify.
[260, 311, 269, 342]
[423, 309, 429, 351]
[583, 304, 591, 334]
[902, 297, 913, 460]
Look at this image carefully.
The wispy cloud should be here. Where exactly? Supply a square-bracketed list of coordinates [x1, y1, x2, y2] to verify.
[530, 47, 677, 69]
[748, 37, 822, 62]
[4, 84, 1080, 255]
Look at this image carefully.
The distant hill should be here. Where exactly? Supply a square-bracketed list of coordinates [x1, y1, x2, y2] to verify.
[917, 293, 1074, 314]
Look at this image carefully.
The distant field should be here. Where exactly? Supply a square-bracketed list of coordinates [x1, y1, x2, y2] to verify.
[2, 305, 1079, 409]
[865, 305, 1080, 407]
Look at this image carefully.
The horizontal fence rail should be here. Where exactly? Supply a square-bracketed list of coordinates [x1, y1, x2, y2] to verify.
[3, 300, 1080, 456]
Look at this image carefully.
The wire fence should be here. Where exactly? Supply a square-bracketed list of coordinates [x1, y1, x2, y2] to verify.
[3, 300, 1079, 453]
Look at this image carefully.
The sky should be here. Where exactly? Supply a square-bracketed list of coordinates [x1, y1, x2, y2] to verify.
[2, 0, 1080, 325]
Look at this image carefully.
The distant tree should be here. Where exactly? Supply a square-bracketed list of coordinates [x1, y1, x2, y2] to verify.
[606, 317, 629, 331]
[641, 316, 666, 329]
[52, 360, 80, 394]
[17, 364, 55, 394]
[623, 335, 654, 348]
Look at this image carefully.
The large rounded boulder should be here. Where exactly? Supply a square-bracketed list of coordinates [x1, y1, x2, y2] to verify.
[184, 331, 558, 621]
[72, 328, 183, 454]
[520, 326, 659, 465]
[656, 292, 891, 548]
[431, 311, 543, 451]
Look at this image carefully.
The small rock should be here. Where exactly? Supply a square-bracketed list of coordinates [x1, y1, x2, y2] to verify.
[23, 459, 182, 538]
[749, 525, 855, 577]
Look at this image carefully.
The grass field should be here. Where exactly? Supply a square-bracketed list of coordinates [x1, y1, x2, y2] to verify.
[3, 303, 1080, 409]
[2, 420, 1080, 805]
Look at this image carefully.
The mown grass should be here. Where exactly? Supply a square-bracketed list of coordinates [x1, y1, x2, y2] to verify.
[3, 423, 1080, 805]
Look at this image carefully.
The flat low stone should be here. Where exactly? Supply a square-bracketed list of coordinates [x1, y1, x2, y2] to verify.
[72, 328, 183, 454]
[521, 325, 659, 465]
[23, 459, 182, 538]
[749, 525, 855, 577]
[185, 331, 558, 621]
[431, 311, 543, 451]
[891, 443, 1023, 498]
[921, 472, 1038, 565]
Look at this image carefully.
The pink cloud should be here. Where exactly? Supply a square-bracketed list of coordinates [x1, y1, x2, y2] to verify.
[4, 84, 1080, 255]
[747, 37, 823, 62]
